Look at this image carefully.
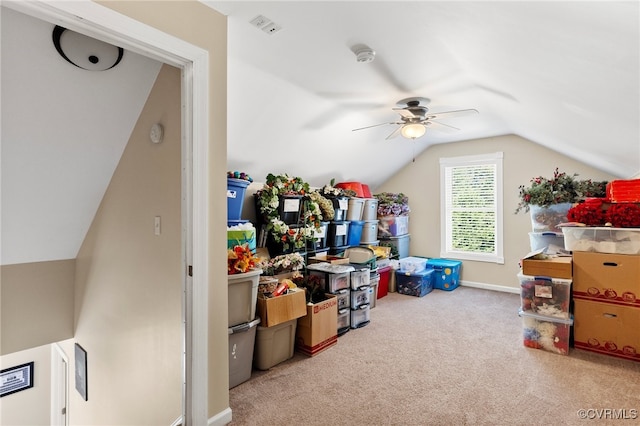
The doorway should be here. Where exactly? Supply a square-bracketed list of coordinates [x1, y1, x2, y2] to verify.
[1, 1, 211, 424]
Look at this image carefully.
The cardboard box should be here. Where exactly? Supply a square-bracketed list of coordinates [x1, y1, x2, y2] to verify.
[521, 250, 573, 279]
[573, 251, 640, 307]
[573, 298, 640, 362]
[296, 293, 338, 356]
[256, 287, 307, 327]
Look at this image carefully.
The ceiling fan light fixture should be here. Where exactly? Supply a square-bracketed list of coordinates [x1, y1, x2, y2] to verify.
[401, 123, 426, 139]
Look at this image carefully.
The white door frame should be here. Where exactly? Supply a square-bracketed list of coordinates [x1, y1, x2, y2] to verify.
[2, 1, 210, 424]
[51, 344, 69, 426]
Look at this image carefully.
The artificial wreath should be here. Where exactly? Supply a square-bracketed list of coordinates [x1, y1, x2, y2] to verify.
[255, 173, 322, 252]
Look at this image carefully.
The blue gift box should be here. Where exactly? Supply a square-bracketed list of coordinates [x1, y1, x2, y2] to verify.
[427, 258, 462, 291]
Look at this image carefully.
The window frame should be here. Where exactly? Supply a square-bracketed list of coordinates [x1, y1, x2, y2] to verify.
[439, 152, 504, 264]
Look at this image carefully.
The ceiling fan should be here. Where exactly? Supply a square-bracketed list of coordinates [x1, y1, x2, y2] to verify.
[352, 97, 478, 140]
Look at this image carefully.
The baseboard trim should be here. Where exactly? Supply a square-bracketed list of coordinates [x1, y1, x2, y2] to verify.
[208, 407, 232, 426]
[461, 280, 520, 294]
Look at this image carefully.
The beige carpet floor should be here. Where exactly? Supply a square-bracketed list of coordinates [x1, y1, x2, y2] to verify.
[228, 286, 640, 425]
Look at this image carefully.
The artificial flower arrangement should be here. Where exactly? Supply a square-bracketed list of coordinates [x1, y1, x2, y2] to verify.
[375, 192, 410, 216]
[320, 179, 357, 198]
[227, 243, 260, 275]
[515, 168, 607, 213]
[255, 173, 323, 252]
[292, 274, 327, 304]
[257, 252, 306, 276]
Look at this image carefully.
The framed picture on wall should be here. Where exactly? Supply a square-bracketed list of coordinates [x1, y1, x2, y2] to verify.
[75, 343, 88, 401]
[0, 362, 34, 397]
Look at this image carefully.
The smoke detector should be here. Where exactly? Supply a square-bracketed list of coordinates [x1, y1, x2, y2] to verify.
[355, 47, 376, 63]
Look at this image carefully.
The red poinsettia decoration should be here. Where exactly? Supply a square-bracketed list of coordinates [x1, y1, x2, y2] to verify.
[605, 204, 640, 228]
[567, 200, 606, 226]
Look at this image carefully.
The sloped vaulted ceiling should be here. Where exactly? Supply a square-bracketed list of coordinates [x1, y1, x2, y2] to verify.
[205, 1, 639, 187]
[1, 7, 162, 265]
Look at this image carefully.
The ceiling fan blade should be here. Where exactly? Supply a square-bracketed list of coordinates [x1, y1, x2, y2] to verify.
[352, 121, 396, 132]
[385, 126, 402, 140]
[392, 108, 418, 119]
[424, 119, 460, 133]
[426, 108, 479, 120]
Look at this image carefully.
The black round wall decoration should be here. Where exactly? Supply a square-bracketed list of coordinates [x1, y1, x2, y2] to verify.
[52, 26, 123, 71]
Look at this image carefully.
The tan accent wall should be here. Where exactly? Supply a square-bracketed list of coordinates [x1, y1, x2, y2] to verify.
[96, 1, 229, 420]
[1, 259, 74, 355]
[375, 134, 615, 290]
[68, 63, 183, 424]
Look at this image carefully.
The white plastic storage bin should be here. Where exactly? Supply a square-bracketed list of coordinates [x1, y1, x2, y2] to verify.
[399, 256, 428, 273]
[307, 263, 354, 292]
[347, 198, 365, 221]
[369, 275, 379, 308]
[228, 268, 262, 327]
[518, 273, 572, 319]
[228, 318, 260, 388]
[350, 265, 371, 290]
[361, 220, 379, 243]
[253, 318, 297, 371]
[350, 305, 371, 328]
[562, 226, 640, 255]
[333, 288, 351, 310]
[380, 234, 410, 259]
[520, 310, 573, 355]
[362, 198, 379, 220]
[337, 308, 350, 335]
[529, 232, 565, 252]
[351, 286, 371, 309]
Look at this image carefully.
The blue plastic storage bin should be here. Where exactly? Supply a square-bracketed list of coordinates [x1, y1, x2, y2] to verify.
[426, 258, 462, 291]
[347, 220, 365, 246]
[227, 178, 250, 221]
[396, 269, 434, 297]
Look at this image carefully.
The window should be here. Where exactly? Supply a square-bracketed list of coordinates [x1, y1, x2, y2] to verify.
[440, 153, 504, 264]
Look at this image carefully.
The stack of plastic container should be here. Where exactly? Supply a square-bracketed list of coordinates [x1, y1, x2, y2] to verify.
[395, 256, 434, 297]
[518, 270, 573, 356]
[326, 196, 350, 256]
[360, 198, 379, 246]
[378, 215, 410, 259]
[227, 268, 261, 388]
[227, 176, 256, 252]
[307, 263, 356, 335]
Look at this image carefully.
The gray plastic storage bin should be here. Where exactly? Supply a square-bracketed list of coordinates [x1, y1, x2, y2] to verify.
[254, 318, 297, 370]
[228, 269, 261, 327]
[228, 318, 260, 388]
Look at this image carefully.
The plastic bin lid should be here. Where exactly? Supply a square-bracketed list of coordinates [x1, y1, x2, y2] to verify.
[426, 258, 462, 267]
[307, 263, 355, 273]
[228, 317, 261, 334]
[345, 246, 375, 263]
[518, 309, 574, 325]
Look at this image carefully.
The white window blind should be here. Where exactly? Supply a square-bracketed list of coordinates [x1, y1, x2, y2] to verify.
[440, 153, 504, 264]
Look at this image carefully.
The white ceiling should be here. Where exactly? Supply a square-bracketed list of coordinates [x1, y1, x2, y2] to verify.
[207, 1, 640, 188]
[1, 2, 639, 266]
[1, 7, 162, 265]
